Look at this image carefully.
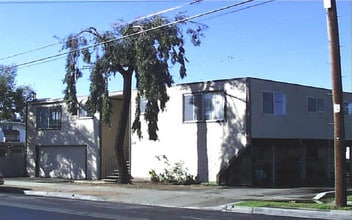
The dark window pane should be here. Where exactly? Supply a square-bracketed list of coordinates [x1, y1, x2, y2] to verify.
[274, 93, 286, 115]
[307, 97, 316, 112]
[263, 92, 274, 114]
[184, 95, 197, 121]
[37, 106, 62, 130]
[316, 98, 325, 112]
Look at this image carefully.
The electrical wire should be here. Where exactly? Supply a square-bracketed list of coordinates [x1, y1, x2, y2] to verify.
[0, 0, 251, 4]
[17, 56, 66, 70]
[197, 0, 274, 23]
[13, 0, 273, 69]
[0, 42, 60, 62]
[126, 0, 201, 23]
[0, 0, 201, 62]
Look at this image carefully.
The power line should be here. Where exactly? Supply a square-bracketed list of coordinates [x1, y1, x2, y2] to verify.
[0, 0, 201, 4]
[16, 50, 66, 69]
[14, 0, 272, 69]
[197, 0, 274, 23]
[0, 0, 251, 3]
[14, 0, 261, 68]
[126, 0, 202, 24]
[0, 0, 203, 63]
[0, 0, 201, 62]
[0, 42, 61, 62]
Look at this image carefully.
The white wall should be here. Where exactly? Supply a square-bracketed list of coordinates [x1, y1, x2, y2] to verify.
[130, 79, 248, 182]
[26, 99, 101, 180]
[0, 122, 26, 143]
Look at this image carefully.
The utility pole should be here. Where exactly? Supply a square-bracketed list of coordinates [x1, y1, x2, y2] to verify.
[324, 0, 347, 208]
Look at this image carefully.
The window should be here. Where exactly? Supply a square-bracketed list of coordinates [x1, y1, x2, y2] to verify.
[37, 106, 62, 130]
[307, 97, 325, 112]
[203, 93, 225, 120]
[183, 92, 225, 122]
[78, 104, 93, 118]
[3, 130, 19, 142]
[184, 94, 200, 121]
[139, 97, 148, 114]
[0, 149, 7, 157]
[344, 102, 352, 116]
[263, 92, 286, 115]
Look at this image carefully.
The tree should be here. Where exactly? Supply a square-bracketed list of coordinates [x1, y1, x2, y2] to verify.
[0, 65, 35, 122]
[63, 15, 205, 184]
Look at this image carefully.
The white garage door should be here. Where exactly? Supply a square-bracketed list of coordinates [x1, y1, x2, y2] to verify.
[38, 145, 87, 179]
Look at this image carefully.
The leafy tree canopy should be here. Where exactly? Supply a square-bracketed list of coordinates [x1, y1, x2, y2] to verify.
[0, 65, 35, 122]
[63, 14, 205, 184]
[63, 15, 205, 140]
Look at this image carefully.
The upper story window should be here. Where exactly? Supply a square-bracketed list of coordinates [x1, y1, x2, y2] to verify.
[263, 92, 286, 115]
[37, 106, 62, 130]
[183, 91, 225, 122]
[3, 130, 20, 142]
[307, 97, 325, 112]
[344, 102, 352, 116]
[78, 104, 93, 118]
[139, 97, 148, 114]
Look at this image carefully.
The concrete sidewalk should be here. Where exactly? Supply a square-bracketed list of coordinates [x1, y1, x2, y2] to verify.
[2, 178, 352, 219]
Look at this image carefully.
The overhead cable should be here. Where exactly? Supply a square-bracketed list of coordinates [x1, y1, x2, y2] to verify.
[0, 0, 202, 62]
[198, 0, 274, 22]
[0, 0, 245, 4]
[15, 0, 272, 69]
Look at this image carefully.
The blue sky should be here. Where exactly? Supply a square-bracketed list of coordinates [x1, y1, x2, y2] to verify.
[0, 0, 350, 98]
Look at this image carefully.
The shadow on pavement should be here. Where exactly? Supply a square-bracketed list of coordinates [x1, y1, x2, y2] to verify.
[5, 177, 73, 183]
[0, 186, 31, 194]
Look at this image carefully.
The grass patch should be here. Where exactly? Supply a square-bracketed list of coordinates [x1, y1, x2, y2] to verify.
[236, 200, 352, 210]
[200, 182, 218, 187]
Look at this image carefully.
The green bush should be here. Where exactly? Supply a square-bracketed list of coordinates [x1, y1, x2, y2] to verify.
[149, 155, 197, 185]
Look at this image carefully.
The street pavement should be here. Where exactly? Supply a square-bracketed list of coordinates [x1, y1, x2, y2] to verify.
[2, 178, 352, 220]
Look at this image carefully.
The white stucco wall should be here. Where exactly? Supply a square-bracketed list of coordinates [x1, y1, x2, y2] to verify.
[26, 98, 101, 180]
[130, 79, 248, 182]
[0, 122, 26, 143]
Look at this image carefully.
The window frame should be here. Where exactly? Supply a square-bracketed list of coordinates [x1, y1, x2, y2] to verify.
[344, 102, 352, 116]
[306, 97, 325, 113]
[183, 93, 201, 122]
[78, 104, 93, 119]
[262, 92, 287, 116]
[36, 106, 62, 130]
[139, 97, 148, 115]
[183, 91, 226, 123]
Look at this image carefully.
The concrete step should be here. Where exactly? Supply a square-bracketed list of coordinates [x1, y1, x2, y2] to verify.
[101, 178, 118, 183]
[103, 161, 131, 183]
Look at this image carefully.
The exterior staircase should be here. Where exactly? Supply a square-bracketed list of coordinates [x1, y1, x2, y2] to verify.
[102, 161, 130, 183]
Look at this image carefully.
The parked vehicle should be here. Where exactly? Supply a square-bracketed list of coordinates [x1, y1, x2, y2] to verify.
[0, 171, 4, 185]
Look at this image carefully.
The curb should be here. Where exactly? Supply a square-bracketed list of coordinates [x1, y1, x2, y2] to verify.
[226, 205, 352, 220]
[14, 186, 352, 220]
[23, 190, 332, 220]
[23, 190, 105, 202]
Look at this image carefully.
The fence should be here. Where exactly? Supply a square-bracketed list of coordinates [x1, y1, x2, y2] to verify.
[0, 142, 26, 177]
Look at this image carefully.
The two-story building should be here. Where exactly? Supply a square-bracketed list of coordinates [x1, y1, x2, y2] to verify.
[26, 77, 352, 187]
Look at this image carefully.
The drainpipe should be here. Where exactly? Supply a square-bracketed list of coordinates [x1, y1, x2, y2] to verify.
[271, 144, 276, 187]
[300, 139, 306, 185]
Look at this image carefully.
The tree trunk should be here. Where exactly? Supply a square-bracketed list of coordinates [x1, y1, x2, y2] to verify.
[114, 70, 133, 184]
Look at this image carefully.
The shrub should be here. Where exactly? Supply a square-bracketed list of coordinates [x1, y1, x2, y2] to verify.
[149, 155, 197, 185]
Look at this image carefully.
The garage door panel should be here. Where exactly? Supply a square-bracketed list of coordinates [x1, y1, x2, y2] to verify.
[38, 146, 87, 179]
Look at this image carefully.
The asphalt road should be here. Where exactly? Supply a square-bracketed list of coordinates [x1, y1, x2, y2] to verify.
[0, 193, 312, 220]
